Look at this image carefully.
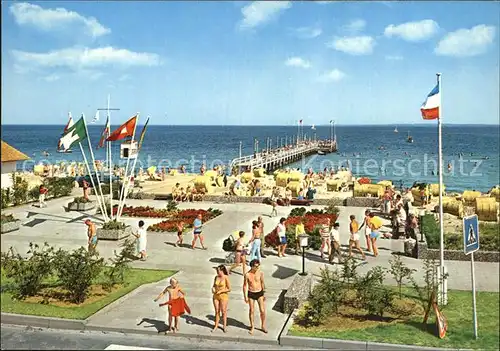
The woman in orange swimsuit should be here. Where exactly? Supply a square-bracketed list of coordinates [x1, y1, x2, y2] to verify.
[212, 265, 231, 333]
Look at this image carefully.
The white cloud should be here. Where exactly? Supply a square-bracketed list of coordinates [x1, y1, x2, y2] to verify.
[342, 19, 366, 34]
[385, 55, 403, 61]
[285, 57, 311, 69]
[435, 25, 496, 57]
[384, 19, 439, 42]
[327, 36, 375, 55]
[315, 1, 335, 4]
[9, 2, 110, 37]
[239, 1, 291, 29]
[318, 69, 346, 82]
[42, 74, 60, 82]
[11, 46, 161, 71]
[292, 26, 322, 39]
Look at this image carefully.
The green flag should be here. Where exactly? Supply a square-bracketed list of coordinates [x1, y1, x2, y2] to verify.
[58, 117, 87, 151]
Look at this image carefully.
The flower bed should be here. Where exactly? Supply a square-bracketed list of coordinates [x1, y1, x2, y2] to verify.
[114, 205, 172, 218]
[265, 207, 338, 249]
[147, 208, 223, 232]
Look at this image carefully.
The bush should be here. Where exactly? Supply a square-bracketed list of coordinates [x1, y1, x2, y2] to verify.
[1, 188, 11, 209]
[0, 214, 16, 225]
[53, 247, 104, 303]
[421, 214, 439, 249]
[102, 239, 136, 291]
[44, 177, 75, 198]
[11, 175, 29, 206]
[302, 267, 344, 326]
[409, 257, 448, 310]
[102, 220, 127, 230]
[389, 255, 415, 298]
[355, 266, 394, 317]
[72, 196, 91, 204]
[4, 243, 55, 299]
[166, 200, 178, 212]
[28, 187, 40, 202]
[207, 208, 223, 217]
[290, 207, 307, 217]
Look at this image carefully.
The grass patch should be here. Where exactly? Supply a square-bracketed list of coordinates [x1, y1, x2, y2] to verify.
[422, 214, 499, 252]
[290, 290, 500, 350]
[1, 268, 174, 320]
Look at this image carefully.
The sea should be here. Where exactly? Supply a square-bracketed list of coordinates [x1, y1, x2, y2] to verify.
[2, 124, 499, 193]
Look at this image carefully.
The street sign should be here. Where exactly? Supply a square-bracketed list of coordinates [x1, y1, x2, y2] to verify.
[463, 215, 479, 255]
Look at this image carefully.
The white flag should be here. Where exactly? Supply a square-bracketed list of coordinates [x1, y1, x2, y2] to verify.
[92, 110, 100, 124]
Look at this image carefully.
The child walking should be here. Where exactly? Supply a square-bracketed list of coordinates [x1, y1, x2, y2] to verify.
[176, 221, 184, 247]
[154, 278, 190, 334]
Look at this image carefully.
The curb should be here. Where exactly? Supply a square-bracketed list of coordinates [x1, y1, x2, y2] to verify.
[277, 311, 458, 351]
[0, 313, 278, 346]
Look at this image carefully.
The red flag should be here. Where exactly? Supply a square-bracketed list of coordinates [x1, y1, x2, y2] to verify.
[106, 115, 137, 142]
[96, 116, 110, 149]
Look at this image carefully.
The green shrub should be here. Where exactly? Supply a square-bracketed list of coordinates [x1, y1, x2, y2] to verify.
[166, 200, 178, 212]
[389, 255, 415, 298]
[102, 239, 136, 291]
[422, 214, 439, 249]
[102, 220, 126, 230]
[323, 202, 340, 215]
[72, 196, 91, 204]
[302, 267, 344, 326]
[1, 188, 10, 209]
[44, 177, 75, 198]
[28, 187, 40, 201]
[290, 207, 307, 217]
[207, 208, 223, 217]
[355, 266, 394, 317]
[11, 175, 29, 206]
[5, 243, 55, 299]
[53, 247, 104, 303]
[306, 208, 324, 215]
[409, 257, 448, 309]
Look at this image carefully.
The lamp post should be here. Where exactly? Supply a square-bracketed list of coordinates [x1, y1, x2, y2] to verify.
[419, 208, 426, 242]
[298, 234, 309, 276]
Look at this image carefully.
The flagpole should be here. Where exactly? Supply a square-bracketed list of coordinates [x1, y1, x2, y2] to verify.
[78, 142, 107, 220]
[117, 114, 139, 220]
[297, 120, 299, 145]
[115, 116, 136, 220]
[83, 114, 109, 221]
[107, 94, 113, 220]
[118, 115, 148, 220]
[436, 72, 447, 305]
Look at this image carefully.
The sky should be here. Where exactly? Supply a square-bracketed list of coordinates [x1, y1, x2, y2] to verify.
[1, 0, 499, 126]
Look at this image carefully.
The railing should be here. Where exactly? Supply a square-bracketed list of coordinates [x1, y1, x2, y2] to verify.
[229, 143, 321, 169]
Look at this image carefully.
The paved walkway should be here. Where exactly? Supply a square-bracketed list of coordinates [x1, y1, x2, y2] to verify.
[1, 195, 499, 343]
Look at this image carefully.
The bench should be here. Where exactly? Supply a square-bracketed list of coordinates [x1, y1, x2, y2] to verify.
[283, 274, 313, 314]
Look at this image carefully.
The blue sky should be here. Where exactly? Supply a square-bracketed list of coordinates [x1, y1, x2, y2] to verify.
[2, 1, 499, 125]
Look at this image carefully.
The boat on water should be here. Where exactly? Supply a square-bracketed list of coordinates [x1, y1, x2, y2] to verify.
[394, 126, 398, 133]
[317, 150, 325, 155]
[407, 131, 413, 143]
[57, 113, 74, 153]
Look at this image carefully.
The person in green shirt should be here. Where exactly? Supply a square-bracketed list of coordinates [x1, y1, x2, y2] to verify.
[295, 218, 306, 254]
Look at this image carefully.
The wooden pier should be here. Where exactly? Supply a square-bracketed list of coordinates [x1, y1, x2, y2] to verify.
[230, 140, 337, 172]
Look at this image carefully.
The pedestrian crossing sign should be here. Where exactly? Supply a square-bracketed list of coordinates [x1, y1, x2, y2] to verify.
[463, 215, 479, 255]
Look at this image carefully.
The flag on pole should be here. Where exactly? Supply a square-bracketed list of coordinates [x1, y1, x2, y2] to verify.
[97, 115, 110, 149]
[58, 116, 87, 151]
[330, 120, 333, 124]
[57, 113, 74, 151]
[299, 119, 303, 125]
[106, 115, 137, 142]
[421, 84, 440, 120]
[138, 116, 150, 150]
[91, 110, 100, 124]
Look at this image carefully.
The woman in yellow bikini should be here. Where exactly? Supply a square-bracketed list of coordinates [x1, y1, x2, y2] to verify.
[212, 265, 231, 333]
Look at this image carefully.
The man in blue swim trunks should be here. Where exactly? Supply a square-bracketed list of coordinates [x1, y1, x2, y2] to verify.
[191, 213, 206, 250]
[85, 219, 98, 254]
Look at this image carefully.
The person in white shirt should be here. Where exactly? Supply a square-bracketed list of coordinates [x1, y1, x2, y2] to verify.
[328, 222, 343, 264]
[276, 217, 287, 257]
[397, 203, 407, 226]
[133, 220, 148, 261]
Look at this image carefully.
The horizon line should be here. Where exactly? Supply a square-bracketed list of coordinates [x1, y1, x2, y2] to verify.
[2, 123, 499, 127]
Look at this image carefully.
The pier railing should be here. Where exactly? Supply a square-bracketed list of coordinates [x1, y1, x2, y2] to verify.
[230, 141, 336, 172]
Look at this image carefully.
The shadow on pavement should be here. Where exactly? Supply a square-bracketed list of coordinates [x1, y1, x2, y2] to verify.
[206, 314, 249, 331]
[209, 257, 226, 264]
[181, 314, 213, 330]
[137, 317, 168, 333]
[23, 218, 47, 227]
[272, 264, 298, 279]
[272, 290, 286, 313]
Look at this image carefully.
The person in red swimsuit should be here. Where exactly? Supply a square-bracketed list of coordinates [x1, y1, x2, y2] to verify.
[154, 278, 190, 334]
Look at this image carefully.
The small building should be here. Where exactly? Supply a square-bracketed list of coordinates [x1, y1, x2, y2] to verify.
[1, 140, 30, 189]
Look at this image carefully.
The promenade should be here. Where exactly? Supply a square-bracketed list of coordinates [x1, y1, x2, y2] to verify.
[1, 195, 499, 343]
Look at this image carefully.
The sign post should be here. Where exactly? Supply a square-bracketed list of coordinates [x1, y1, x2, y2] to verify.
[463, 214, 479, 340]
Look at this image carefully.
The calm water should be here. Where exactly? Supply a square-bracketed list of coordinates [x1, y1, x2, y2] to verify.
[2, 124, 499, 193]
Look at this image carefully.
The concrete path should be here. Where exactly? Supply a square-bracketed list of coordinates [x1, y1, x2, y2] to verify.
[1, 196, 499, 343]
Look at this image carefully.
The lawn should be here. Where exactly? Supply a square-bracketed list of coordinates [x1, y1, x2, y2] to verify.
[290, 290, 500, 350]
[1, 268, 175, 320]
